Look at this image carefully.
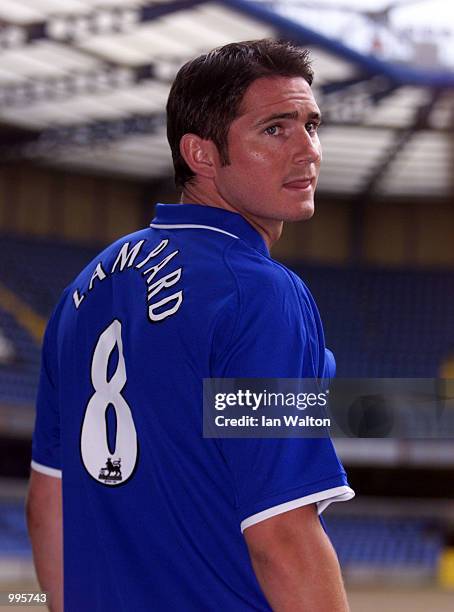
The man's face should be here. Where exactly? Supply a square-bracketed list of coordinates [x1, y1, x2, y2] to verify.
[214, 76, 322, 224]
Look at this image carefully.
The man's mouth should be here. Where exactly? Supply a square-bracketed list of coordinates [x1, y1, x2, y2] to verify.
[283, 178, 314, 191]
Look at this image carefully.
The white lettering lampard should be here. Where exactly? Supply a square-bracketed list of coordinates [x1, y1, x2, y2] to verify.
[72, 238, 184, 323]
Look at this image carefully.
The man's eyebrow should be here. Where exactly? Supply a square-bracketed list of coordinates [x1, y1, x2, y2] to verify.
[254, 110, 322, 127]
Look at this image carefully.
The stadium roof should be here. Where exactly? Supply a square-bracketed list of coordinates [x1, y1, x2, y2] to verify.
[0, 0, 453, 199]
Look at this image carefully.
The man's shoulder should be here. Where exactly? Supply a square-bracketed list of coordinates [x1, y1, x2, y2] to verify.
[225, 240, 301, 297]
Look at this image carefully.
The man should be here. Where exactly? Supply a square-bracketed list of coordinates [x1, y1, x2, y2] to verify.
[27, 39, 354, 611]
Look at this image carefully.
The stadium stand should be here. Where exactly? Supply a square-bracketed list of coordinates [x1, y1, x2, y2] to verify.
[0, 497, 35, 586]
[295, 264, 454, 377]
[0, 235, 98, 317]
[0, 235, 98, 405]
[0, 307, 40, 406]
[325, 515, 444, 580]
[0, 502, 30, 557]
[0, 498, 446, 587]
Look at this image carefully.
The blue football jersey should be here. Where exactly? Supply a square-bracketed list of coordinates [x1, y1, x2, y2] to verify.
[32, 203, 354, 611]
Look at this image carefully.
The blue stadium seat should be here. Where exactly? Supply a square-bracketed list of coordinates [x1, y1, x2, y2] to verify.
[0, 502, 32, 556]
[325, 515, 443, 571]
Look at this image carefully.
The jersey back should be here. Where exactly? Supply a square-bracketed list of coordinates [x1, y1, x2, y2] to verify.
[32, 204, 353, 611]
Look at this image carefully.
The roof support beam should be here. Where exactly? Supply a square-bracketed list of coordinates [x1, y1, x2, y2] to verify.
[0, 0, 210, 49]
[318, 76, 399, 124]
[0, 63, 158, 109]
[218, 0, 454, 88]
[348, 88, 442, 263]
[0, 112, 166, 161]
[359, 88, 442, 197]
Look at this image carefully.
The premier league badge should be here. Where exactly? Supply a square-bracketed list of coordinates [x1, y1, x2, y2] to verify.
[98, 457, 123, 483]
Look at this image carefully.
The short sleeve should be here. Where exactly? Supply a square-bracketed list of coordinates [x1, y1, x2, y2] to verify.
[213, 253, 354, 532]
[31, 296, 66, 478]
[220, 437, 353, 532]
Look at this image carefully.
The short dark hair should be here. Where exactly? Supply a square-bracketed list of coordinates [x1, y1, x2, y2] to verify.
[166, 39, 314, 189]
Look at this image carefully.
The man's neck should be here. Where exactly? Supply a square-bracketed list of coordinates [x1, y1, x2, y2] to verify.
[180, 183, 282, 249]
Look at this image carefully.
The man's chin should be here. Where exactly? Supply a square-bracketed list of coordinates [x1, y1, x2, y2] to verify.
[283, 200, 315, 222]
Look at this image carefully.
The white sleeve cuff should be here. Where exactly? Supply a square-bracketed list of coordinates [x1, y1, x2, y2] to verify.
[31, 460, 62, 479]
[241, 485, 355, 533]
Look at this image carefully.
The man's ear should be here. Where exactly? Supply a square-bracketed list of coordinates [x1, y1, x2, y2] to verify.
[179, 133, 219, 180]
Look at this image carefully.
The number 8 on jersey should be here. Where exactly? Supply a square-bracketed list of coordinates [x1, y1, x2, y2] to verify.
[80, 319, 138, 486]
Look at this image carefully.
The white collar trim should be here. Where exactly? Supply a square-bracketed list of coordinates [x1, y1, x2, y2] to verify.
[149, 223, 239, 239]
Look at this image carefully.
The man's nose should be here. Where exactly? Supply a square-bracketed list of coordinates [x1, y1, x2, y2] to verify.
[294, 129, 321, 164]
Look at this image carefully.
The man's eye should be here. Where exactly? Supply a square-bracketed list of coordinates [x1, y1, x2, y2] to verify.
[306, 122, 319, 134]
[264, 125, 281, 136]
